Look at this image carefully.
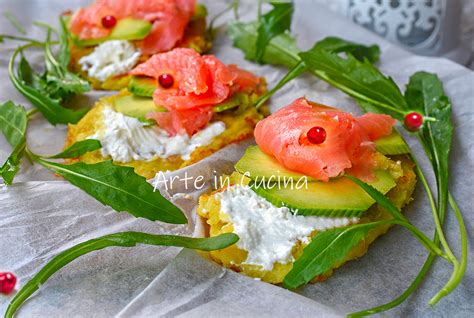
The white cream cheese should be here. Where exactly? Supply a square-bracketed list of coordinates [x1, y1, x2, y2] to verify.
[79, 40, 141, 81]
[91, 106, 226, 162]
[217, 185, 358, 270]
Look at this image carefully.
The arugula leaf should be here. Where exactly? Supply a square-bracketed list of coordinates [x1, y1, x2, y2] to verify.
[404, 72, 465, 305]
[43, 29, 90, 100]
[284, 216, 445, 290]
[229, 21, 300, 68]
[9, 45, 89, 125]
[299, 48, 407, 118]
[229, 22, 381, 68]
[255, 1, 294, 62]
[284, 173, 446, 290]
[32, 157, 187, 224]
[0, 101, 27, 185]
[405, 72, 452, 212]
[5, 232, 239, 318]
[58, 16, 71, 67]
[283, 223, 376, 289]
[47, 139, 101, 159]
[311, 36, 380, 63]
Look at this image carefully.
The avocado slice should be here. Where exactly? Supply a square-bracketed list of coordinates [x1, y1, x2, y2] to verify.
[128, 76, 156, 97]
[214, 93, 253, 112]
[109, 18, 152, 40]
[128, 78, 254, 113]
[236, 146, 317, 181]
[251, 170, 396, 218]
[72, 18, 152, 47]
[114, 95, 165, 120]
[375, 131, 410, 155]
[235, 146, 396, 217]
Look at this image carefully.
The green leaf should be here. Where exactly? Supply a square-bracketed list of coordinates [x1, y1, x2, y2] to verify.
[405, 72, 452, 208]
[255, 1, 294, 62]
[283, 217, 444, 289]
[34, 158, 187, 224]
[9, 45, 89, 125]
[47, 139, 102, 159]
[283, 223, 375, 289]
[0, 101, 27, 147]
[5, 232, 239, 318]
[229, 20, 300, 68]
[299, 48, 407, 119]
[0, 101, 27, 185]
[58, 16, 71, 67]
[43, 29, 90, 100]
[311, 36, 380, 64]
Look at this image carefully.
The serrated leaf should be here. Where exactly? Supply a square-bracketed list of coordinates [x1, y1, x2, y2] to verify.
[299, 48, 407, 119]
[35, 158, 187, 224]
[47, 139, 101, 159]
[255, 1, 294, 62]
[228, 21, 300, 68]
[405, 72, 452, 202]
[9, 47, 89, 125]
[0, 101, 27, 185]
[58, 16, 71, 67]
[43, 29, 90, 100]
[311, 36, 380, 64]
[5, 232, 239, 318]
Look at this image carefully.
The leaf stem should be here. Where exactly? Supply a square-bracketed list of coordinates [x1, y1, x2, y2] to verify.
[26, 108, 38, 119]
[0, 34, 51, 45]
[255, 61, 306, 108]
[415, 136, 456, 262]
[5, 232, 239, 318]
[429, 193, 468, 305]
[308, 68, 406, 117]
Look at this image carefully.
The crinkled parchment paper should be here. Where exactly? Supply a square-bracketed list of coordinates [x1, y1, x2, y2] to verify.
[0, 0, 473, 317]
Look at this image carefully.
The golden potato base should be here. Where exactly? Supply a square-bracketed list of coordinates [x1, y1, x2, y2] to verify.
[197, 155, 417, 284]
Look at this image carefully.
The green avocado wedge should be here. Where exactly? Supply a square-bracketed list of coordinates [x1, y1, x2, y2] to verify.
[251, 170, 396, 218]
[375, 131, 410, 155]
[236, 146, 397, 218]
[128, 76, 156, 98]
[114, 95, 165, 120]
[72, 18, 152, 47]
[235, 146, 316, 181]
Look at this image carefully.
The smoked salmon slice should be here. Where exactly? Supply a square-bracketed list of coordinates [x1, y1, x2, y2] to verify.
[254, 98, 396, 182]
[69, 0, 195, 54]
[130, 48, 261, 135]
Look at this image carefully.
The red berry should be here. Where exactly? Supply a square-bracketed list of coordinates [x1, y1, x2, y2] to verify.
[101, 15, 117, 29]
[0, 272, 17, 294]
[158, 73, 174, 88]
[404, 112, 423, 131]
[307, 126, 326, 144]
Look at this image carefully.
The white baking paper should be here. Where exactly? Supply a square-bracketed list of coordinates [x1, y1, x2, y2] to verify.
[1, 0, 473, 317]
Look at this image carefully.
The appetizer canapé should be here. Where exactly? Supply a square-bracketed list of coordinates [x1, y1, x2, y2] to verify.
[66, 48, 267, 179]
[64, 0, 211, 90]
[197, 98, 416, 283]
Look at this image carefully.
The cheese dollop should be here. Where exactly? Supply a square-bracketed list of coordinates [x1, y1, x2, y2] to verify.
[91, 106, 226, 162]
[79, 40, 141, 81]
[217, 185, 358, 270]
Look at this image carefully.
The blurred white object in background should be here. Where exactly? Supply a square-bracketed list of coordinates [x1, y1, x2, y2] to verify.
[310, 0, 472, 65]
